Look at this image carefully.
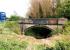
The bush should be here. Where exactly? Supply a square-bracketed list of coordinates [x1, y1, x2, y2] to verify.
[0, 33, 70, 50]
[9, 15, 20, 21]
[59, 0, 70, 19]
[45, 39, 70, 50]
[0, 22, 6, 34]
[0, 34, 28, 50]
[0, 21, 21, 35]
[62, 21, 70, 35]
[53, 41, 70, 50]
[31, 40, 70, 50]
[51, 28, 63, 35]
[4, 21, 21, 34]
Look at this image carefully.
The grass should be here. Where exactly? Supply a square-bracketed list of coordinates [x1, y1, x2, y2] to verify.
[0, 34, 69, 50]
[0, 21, 21, 35]
[62, 21, 70, 35]
[0, 34, 47, 50]
[0, 34, 28, 50]
[0, 21, 70, 50]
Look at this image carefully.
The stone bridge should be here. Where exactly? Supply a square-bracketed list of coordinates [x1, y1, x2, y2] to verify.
[19, 18, 67, 34]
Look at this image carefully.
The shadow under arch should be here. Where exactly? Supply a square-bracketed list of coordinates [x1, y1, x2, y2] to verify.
[24, 25, 53, 39]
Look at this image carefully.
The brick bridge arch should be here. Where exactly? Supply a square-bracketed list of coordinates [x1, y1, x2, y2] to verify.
[24, 25, 53, 39]
[23, 25, 53, 32]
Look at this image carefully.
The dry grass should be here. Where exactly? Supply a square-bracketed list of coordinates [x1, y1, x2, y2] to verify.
[0, 34, 69, 44]
[0, 34, 69, 46]
[0, 34, 70, 50]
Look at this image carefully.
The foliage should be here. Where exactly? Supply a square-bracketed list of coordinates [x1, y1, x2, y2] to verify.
[4, 21, 21, 34]
[9, 15, 20, 21]
[56, 0, 63, 17]
[0, 22, 5, 34]
[28, 0, 66, 18]
[38, 3, 43, 18]
[0, 22, 17, 35]
[0, 21, 21, 35]
[0, 34, 28, 50]
[0, 34, 46, 50]
[53, 40, 70, 50]
[51, 28, 63, 35]
[0, 33, 70, 50]
[57, 0, 70, 19]
[28, 0, 53, 18]
[33, 37, 70, 50]
[45, 36, 70, 50]
[62, 0, 70, 19]
[33, 44, 46, 50]
[62, 21, 70, 35]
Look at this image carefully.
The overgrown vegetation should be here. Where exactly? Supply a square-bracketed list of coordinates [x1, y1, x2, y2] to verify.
[28, 0, 54, 18]
[0, 34, 28, 50]
[60, 0, 70, 19]
[28, 0, 70, 18]
[5, 21, 21, 34]
[62, 21, 70, 35]
[0, 0, 70, 50]
[0, 21, 21, 35]
[0, 34, 69, 50]
[56, 0, 70, 19]
[9, 15, 20, 21]
[0, 21, 70, 49]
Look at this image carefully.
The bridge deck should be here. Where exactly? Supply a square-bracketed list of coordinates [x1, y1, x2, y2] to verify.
[19, 18, 67, 25]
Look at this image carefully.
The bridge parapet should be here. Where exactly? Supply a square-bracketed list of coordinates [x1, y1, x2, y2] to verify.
[19, 18, 67, 34]
[19, 18, 67, 25]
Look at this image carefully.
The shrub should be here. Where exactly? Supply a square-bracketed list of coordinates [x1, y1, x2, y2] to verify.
[0, 22, 6, 34]
[9, 15, 20, 21]
[51, 28, 63, 35]
[4, 21, 21, 34]
[0, 34, 28, 50]
[0, 21, 21, 35]
[62, 21, 70, 35]
[0, 33, 70, 50]
[61, 0, 70, 19]
[53, 41, 70, 50]
[45, 39, 70, 50]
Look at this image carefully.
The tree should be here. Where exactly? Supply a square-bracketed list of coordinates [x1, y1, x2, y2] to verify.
[62, 0, 70, 19]
[5, 21, 21, 34]
[57, 0, 70, 19]
[27, 0, 53, 18]
[9, 15, 20, 21]
[55, 0, 62, 17]
[38, 3, 43, 18]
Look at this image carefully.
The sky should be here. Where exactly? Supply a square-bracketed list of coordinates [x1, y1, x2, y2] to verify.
[0, 0, 31, 18]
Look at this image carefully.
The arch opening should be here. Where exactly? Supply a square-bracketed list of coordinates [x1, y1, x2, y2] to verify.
[24, 26, 52, 39]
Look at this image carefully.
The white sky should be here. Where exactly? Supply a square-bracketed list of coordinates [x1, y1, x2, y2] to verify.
[0, 0, 31, 18]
